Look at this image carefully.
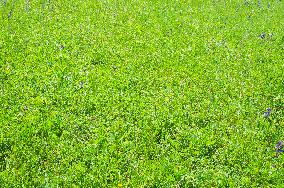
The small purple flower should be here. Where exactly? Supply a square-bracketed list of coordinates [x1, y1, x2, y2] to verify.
[276, 151, 281, 158]
[260, 32, 266, 39]
[263, 107, 271, 118]
[275, 141, 284, 157]
[79, 81, 84, 89]
[275, 141, 284, 150]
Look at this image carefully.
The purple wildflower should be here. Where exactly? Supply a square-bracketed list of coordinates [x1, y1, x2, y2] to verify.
[260, 32, 266, 39]
[276, 141, 284, 150]
[263, 107, 271, 118]
[79, 81, 84, 89]
[276, 141, 284, 157]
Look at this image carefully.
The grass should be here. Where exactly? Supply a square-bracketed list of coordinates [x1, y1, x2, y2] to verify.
[0, 0, 284, 187]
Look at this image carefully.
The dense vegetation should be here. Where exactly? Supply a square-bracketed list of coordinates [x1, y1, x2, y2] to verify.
[0, 0, 283, 187]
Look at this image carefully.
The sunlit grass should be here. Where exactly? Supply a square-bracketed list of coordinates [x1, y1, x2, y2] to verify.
[0, 0, 283, 186]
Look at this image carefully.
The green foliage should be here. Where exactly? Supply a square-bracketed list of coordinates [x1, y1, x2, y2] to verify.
[0, 0, 283, 187]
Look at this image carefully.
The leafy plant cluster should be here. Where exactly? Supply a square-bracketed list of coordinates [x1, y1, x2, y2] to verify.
[0, 0, 283, 187]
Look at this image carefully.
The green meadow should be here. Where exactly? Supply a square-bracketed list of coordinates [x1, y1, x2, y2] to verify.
[0, 0, 283, 187]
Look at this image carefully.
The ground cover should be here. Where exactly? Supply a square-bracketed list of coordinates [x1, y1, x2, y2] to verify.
[0, 0, 283, 187]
